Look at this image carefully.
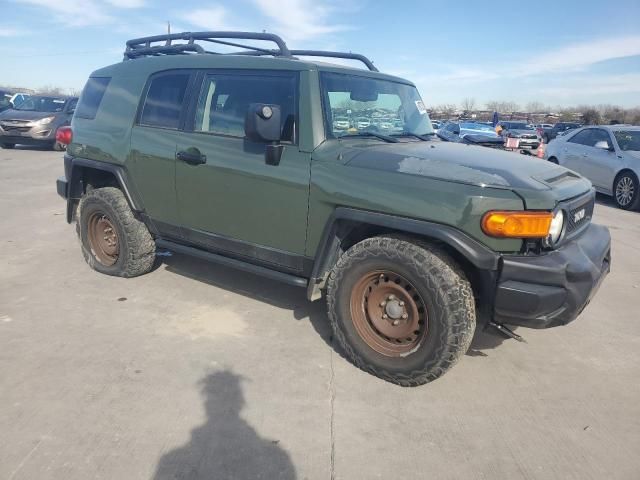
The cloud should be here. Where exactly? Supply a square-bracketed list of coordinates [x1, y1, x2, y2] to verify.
[180, 6, 239, 31]
[251, 0, 352, 42]
[105, 0, 145, 7]
[538, 73, 640, 98]
[0, 27, 27, 37]
[16, 0, 144, 27]
[515, 35, 640, 77]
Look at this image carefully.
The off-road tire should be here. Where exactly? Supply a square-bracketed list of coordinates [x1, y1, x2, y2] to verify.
[326, 236, 476, 386]
[1, 143, 15, 149]
[77, 186, 155, 277]
[613, 171, 640, 211]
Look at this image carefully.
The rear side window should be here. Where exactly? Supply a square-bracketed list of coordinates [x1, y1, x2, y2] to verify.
[75, 77, 110, 119]
[568, 129, 592, 146]
[139, 72, 190, 129]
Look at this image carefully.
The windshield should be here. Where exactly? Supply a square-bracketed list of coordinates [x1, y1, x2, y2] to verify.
[460, 122, 495, 132]
[16, 96, 67, 112]
[320, 72, 433, 138]
[614, 131, 640, 152]
[507, 123, 533, 130]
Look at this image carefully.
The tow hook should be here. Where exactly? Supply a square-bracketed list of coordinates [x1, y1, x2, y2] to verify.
[488, 321, 526, 343]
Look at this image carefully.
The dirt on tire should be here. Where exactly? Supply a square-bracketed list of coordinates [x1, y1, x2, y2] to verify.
[326, 236, 476, 386]
[77, 186, 155, 277]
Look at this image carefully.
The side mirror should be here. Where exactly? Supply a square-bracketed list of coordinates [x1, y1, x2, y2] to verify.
[594, 140, 612, 151]
[245, 103, 281, 143]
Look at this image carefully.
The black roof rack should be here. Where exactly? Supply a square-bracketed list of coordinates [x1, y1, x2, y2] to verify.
[123, 31, 378, 72]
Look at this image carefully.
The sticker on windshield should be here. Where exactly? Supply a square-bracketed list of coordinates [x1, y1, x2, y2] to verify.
[415, 100, 427, 115]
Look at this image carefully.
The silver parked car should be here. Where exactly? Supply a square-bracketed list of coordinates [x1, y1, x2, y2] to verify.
[0, 95, 78, 151]
[545, 125, 640, 210]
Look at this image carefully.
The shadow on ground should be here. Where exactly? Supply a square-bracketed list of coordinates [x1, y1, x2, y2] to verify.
[160, 253, 509, 357]
[153, 370, 296, 480]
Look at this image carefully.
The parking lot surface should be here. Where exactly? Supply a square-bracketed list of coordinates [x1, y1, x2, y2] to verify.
[1, 147, 639, 480]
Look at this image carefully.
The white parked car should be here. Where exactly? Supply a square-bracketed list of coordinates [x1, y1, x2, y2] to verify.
[545, 125, 640, 210]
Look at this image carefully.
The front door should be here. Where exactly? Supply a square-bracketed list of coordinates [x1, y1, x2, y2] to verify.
[580, 128, 622, 192]
[175, 70, 311, 272]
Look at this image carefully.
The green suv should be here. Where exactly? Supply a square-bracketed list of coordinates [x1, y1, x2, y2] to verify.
[56, 32, 611, 386]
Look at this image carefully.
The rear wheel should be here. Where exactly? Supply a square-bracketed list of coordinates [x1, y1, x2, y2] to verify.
[78, 187, 155, 277]
[1, 143, 15, 149]
[326, 236, 476, 386]
[613, 171, 640, 210]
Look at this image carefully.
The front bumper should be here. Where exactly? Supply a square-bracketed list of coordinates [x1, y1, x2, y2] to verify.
[494, 223, 611, 328]
[0, 128, 56, 145]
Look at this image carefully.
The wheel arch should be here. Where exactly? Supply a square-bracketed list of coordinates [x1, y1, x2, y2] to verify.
[65, 156, 144, 223]
[307, 208, 500, 304]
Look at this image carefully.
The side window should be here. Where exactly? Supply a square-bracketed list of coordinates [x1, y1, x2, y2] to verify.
[588, 129, 611, 147]
[139, 72, 191, 129]
[66, 98, 78, 113]
[193, 72, 297, 142]
[75, 77, 110, 119]
[568, 130, 592, 146]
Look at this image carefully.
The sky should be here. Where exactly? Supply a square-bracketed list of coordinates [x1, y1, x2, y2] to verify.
[1, 0, 640, 109]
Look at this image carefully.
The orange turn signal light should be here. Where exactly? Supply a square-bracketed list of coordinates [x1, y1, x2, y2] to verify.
[482, 211, 552, 238]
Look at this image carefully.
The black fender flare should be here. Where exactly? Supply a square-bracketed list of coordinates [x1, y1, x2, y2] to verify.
[64, 155, 144, 222]
[306, 207, 500, 301]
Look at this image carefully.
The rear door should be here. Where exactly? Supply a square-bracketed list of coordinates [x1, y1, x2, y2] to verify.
[580, 128, 623, 192]
[129, 70, 195, 237]
[174, 70, 311, 272]
[562, 129, 591, 171]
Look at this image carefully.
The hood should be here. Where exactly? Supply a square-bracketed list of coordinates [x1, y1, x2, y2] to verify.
[509, 129, 537, 136]
[0, 109, 58, 121]
[340, 139, 591, 200]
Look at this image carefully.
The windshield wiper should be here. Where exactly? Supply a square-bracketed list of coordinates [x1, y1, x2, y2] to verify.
[391, 131, 434, 141]
[340, 132, 399, 143]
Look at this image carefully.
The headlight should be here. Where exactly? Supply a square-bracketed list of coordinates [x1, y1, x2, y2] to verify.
[548, 210, 564, 244]
[34, 116, 55, 125]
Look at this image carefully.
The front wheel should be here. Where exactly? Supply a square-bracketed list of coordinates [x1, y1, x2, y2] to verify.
[326, 236, 476, 386]
[614, 171, 640, 210]
[1, 143, 15, 149]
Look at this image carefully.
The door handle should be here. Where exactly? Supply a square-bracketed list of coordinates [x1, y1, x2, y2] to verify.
[176, 149, 206, 165]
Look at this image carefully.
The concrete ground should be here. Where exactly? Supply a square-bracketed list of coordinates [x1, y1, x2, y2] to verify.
[1, 147, 639, 480]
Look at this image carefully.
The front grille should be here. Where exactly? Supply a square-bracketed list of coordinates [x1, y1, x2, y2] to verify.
[562, 191, 595, 240]
[1, 125, 30, 133]
[567, 198, 594, 234]
[520, 134, 537, 139]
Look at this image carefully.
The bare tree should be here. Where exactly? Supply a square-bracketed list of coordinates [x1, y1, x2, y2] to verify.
[485, 100, 500, 112]
[461, 97, 476, 112]
[526, 101, 546, 113]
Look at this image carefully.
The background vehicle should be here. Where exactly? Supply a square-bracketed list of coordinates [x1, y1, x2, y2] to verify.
[333, 116, 350, 131]
[9, 92, 30, 108]
[545, 125, 640, 210]
[498, 121, 541, 149]
[542, 122, 581, 143]
[0, 94, 11, 113]
[437, 121, 505, 148]
[0, 95, 78, 150]
[56, 31, 610, 387]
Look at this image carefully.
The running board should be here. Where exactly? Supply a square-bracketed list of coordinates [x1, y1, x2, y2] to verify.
[155, 239, 308, 288]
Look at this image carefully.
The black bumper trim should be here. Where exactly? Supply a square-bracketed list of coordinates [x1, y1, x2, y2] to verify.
[56, 177, 68, 199]
[494, 223, 611, 328]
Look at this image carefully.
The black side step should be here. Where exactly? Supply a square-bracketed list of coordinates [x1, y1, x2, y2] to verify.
[155, 239, 308, 288]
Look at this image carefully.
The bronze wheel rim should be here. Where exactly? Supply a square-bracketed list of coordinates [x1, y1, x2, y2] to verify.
[87, 212, 119, 266]
[349, 270, 428, 357]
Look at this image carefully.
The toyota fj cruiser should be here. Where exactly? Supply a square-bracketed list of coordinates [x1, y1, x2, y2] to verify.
[56, 32, 611, 386]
